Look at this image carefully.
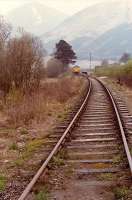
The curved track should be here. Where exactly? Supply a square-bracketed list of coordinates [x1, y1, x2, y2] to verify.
[18, 78, 132, 200]
[65, 79, 131, 177]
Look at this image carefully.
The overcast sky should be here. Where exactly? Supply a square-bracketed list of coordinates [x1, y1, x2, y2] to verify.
[0, 0, 107, 15]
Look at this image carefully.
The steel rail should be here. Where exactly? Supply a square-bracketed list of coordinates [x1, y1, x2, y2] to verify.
[97, 78, 132, 175]
[18, 78, 92, 200]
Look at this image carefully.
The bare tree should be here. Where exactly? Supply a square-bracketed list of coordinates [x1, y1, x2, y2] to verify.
[0, 18, 46, 95]
[0, 16, 12, 50]
[7, 32, 45, 91]
[0, 16, 12, 94]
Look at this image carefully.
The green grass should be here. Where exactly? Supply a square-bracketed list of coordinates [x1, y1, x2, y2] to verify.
[94, 60, 132, 79]
[59, 149, 68, 160]
[113, 186, 130, 199]
[113, 155, 122, 165]
[50, 155, 64, 168]
[13, 139, 45, 167]
[19, 127, 29, 135]
[9, 142, 18, 150]
[98, 173, 115, 181]
[49, 149, 68, 168]
[0, 175, 6, 191]
[36, 187, 49, 200]
[20, 139, 45, 160]
[14, 158, 24, 167]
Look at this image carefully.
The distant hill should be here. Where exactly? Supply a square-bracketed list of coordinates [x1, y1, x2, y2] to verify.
[74, 23, 132, 59]
[42, 0, 132, 58]
[6, 2, 68, 35]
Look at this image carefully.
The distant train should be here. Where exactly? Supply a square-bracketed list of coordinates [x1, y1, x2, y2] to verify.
[72, 65, 81, 74]
[72, 66, 89, 76]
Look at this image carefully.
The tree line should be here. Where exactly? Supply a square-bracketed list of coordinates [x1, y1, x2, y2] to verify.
[101, 53, 131, 67]
[0, 17, 77, 95]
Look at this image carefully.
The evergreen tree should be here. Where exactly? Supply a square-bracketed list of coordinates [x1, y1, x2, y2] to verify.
[54, 40, 77, 70]
[119, 53, 130, 64]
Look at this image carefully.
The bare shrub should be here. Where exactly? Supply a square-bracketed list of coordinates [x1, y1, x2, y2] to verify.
[0, 18, 46, 95]
[6, 32, 45, 91]
[46, 58, 64, 78]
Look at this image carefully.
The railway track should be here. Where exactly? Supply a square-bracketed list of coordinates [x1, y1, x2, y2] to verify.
[18, 78, 132, 200]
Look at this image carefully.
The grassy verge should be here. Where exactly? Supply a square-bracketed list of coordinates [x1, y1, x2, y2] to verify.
[0, 75, 87, 192]
[35, 187, 50, 200]
[94, 60, 132, 87]
[113, 186, 130, 199]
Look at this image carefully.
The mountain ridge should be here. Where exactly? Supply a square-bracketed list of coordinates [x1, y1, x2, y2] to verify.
[42, 0, 132, 58]
[6, 2, 68, 36]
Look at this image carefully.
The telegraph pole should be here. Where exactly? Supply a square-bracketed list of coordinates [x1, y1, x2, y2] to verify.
[89, 52, 92, 72]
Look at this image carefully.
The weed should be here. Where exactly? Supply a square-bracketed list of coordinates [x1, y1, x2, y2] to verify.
[36, 187, 49, 200]
[14, 158, 24, 167]
[113, 155, 122, 165]
[98, 173, 114, 181]
[0, 175, 6, 191]
[21, 139, 45, 159]
[57, 113, 64, 119]
[26, 139, 44, 152]
[13, 139, 45, 166]
[49, 149, 68, 168]
[50, 156, 64, 168]
[20, 128, 29, 135]
[113, 186, 129, 199]
[59, 149, 68, 160]
[9, 142, 18, 150]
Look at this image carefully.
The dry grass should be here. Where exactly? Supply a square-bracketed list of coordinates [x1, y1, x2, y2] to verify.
[0, 75, 86, 192]
[4, 76, 84, 128]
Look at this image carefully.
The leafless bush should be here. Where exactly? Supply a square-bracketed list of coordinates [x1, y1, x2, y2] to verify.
[46, 58, 64, 77]
[7, 32, 45, 91]
[0, 17, 46, 95]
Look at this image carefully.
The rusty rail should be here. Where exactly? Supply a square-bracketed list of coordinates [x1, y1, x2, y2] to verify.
[18, 77, 132, 200]
[97, 78, 132, 175]
[18, 78, 92, 200]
